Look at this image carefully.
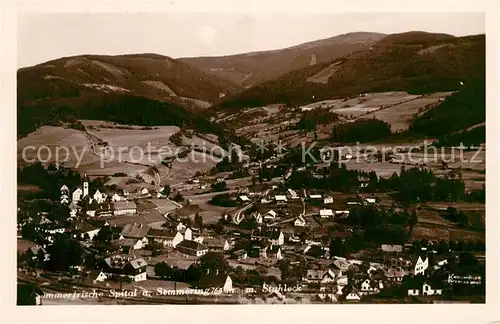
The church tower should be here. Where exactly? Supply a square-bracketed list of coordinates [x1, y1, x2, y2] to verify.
[83, 174, 89, 198]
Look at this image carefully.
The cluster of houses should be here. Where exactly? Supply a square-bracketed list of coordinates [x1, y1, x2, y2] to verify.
[58, 180, 163, 218]
[18, 169, 484, 304]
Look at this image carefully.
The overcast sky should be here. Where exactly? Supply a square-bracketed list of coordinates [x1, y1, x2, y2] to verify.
[18, 13, 485, 68]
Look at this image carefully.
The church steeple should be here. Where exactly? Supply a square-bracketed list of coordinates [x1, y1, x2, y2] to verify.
[83, 173, 89, 198]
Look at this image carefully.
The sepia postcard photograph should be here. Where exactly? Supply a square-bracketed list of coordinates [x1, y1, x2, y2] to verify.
[2, 0, 499, 323]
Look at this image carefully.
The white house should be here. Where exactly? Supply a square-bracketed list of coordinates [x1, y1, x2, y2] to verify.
[274, 195, 288, 204]
[182, 228, 193, 241]
[93, 190, 105, 204]
[323, 196, 334, 204]
[335, 210, 350, 217]
[139, 187, 149, 195]
[294, 215, 307, 227]
[414, 256, 429, 275]
[72, 188, 83, 202]
[147, 229, 184, 248]
[345, 291, 362, 301]
[176, 222, 187, 231]
[238, 195, 250, 203]
[111, 193, 124, 202]
[127, 258, 148, 282]
[309, 194, 322, 200]
[90, 270, 108, 284]
[319, 208, 334, 218]
[176, 240, 208, 257]
[117, 238, 146, 251]
[264, 210, 278, 220]
[202, 237, 230, 252]
[360, 278, 381, 295]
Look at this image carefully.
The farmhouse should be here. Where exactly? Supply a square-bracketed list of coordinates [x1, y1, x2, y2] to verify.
[360, 278, 382, 295]
[335, 210, 350, 217]
[381, 244, 403, 253]
[125, 258, 148, 282]
[238, 195, 250, 203]
[93, 190, 106, 204]
[319, 208, 334, 218]
[114, 238, 146, 252]
[89, 270, 108, 284]
[232, 249, 248, 260]
[323, 196, 334, 204]
[202, 237, 230, 252]
[264, 210, 278, 220]
[196, 271, 233, 293]
[176, 240, 208, 257]
[294, 215, 307, 227]
[303, 269, 336, 284]
[120, 223, 149, 240]
[252, 229, 285, 246]
[72, 188, 83, 202]
[104, 256, 148, 282]
[146, 228, 184, 248]
[274, 195, 288, 204]
[113, 201, 137, 216]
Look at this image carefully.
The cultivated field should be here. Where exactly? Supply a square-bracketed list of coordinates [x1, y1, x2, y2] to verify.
[362, 95, 453, 132]
[17, 126, 98, 168]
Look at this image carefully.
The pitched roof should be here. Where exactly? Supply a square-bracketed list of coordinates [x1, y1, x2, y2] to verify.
[232, 249, 247, 257]
[177, 240, 207, 251]
[68, 219, 96, 233]
[203, 237, 228, 248]
[305, 270, 327, 280]
[129, 258, 148, 269]
[253, 230, 282, 240]
[114, 238, 140, 247]
[266, 210, 277, 217]
[146, 228, 178, 239]
[113, 200, 137, 210]
[89, 270, 106, 281]
[381, 244, 403, 252]
[197, 272, 229, 288]
[319, 209, 333, 216]
[120, 223, 149, 239]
